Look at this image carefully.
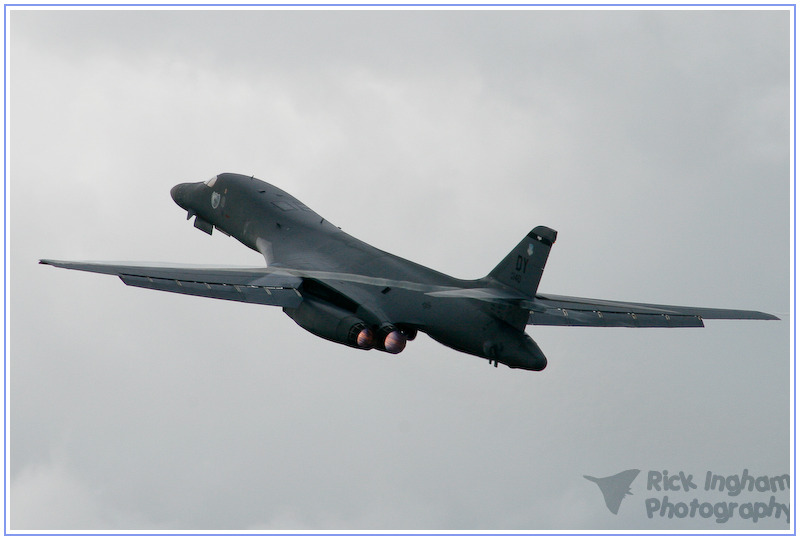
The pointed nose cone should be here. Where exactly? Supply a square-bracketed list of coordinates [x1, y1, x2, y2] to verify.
[171, 183, 189, 209]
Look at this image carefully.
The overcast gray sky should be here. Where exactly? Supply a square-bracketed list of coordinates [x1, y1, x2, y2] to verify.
[8, 7, 791, 532]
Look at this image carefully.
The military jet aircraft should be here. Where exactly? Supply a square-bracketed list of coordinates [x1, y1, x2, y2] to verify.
[40, 173, 778, 371]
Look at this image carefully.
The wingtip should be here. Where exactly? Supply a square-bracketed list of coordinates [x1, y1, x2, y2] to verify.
[39, 259, 70, 269]
[749, 311, 781, 321]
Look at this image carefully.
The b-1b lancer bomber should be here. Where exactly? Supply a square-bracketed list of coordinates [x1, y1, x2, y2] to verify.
[40, 173, 778, 371]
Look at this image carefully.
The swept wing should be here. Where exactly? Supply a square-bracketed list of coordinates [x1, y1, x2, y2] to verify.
[423, 284, 777, 327]
[525, 293, 778, 328]
[39, 259, 304, 308]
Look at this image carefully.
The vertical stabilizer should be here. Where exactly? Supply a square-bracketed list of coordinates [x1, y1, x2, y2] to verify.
[487, 226, 557, 298]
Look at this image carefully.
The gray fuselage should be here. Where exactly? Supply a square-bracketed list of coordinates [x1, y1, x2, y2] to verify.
[170, 173, 547, 370]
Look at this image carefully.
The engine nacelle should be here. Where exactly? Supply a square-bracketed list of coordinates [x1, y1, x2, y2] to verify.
[283, 298, 374, 350]
[396, 324, 418, 341]
[375, 323, 407, 354]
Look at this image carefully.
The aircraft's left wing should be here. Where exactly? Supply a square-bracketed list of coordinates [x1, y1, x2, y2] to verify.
[525, 293, 779, 328]
[426, 287, 778, 327]
[39, 260, 304, 308]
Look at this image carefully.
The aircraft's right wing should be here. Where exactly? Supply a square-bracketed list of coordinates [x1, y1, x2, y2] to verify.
[39, 260, 304, 308]
[525, 293, 779, 328]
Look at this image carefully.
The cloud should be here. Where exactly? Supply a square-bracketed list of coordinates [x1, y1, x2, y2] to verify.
[11, 458, 147, 530]
[9, 7, 790, 531]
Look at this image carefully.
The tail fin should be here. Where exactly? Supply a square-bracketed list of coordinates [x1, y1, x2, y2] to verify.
[487, 226, 557, 298]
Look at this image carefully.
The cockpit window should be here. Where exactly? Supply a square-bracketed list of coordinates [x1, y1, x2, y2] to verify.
[272, 201, 296, 211]
[205, 176, 218, 188]
[271, 200, 312, 212]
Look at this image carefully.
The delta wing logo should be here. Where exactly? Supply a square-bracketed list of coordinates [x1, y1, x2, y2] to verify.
[585, 469, 641, 514]
[211, 191, 221, 209]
